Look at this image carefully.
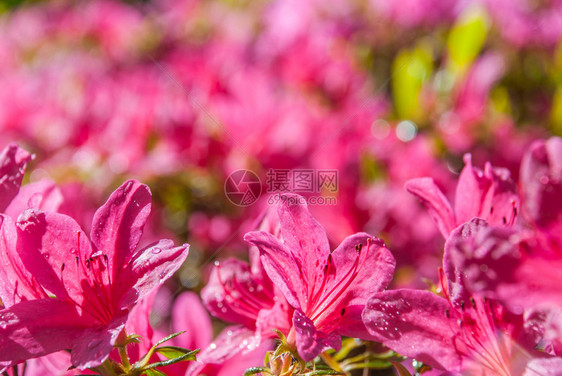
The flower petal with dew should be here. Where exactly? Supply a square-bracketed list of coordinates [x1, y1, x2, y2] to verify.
[0, 180, 189, 369]
[0, 144, 32, 213]
[245, 193, 395, 361]
[406, 154, 519, 239]
[363, 218, 562, 375]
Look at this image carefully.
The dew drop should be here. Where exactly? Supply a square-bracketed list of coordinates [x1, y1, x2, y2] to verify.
[122, 181, 134, 194]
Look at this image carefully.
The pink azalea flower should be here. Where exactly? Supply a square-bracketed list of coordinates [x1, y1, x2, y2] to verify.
[201, 207, 293, 361]
[0, 143, 65, 310]
[122, 288, 268, 376]
[406, 153, 519, 239]
[0, 179, 189, 369]
[445, 138, 562, 355]
[172, 292, 270, 376]
[363, 218, 562, 374]
[244, 193, 395, 361]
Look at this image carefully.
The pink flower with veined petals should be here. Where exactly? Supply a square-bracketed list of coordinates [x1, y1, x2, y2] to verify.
[363, 218, 562, 374]
[0, 179, 189, 369]
[201, 207, 293, 362]
[406, 153, 519, 239]
[447, 137, 562, 355]
[244, 193, 395, 361]
[0, 143, 70, 373]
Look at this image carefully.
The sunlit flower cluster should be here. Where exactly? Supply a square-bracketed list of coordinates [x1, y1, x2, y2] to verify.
[1, 0, 562, 375]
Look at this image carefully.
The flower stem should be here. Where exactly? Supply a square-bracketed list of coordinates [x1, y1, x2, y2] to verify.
[320, 351, 344, 373]
[118, 345, 131, 371]
[116, 329, 131, 371]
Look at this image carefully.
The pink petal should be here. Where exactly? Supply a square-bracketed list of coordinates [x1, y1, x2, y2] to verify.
[336, 305, 373, 340]
[329, 233, 395, 307]
[244, 230, 302, 310]
[485, 256, 562, 312]
[455, 154, 518, 227]
[276, 193, 331, 310]
[173, 292, 213, 351]
[201, 258, 265, 329]
[5, 180, 63, 220]
[255, 300, 293, 340]
[90, 180, 151, 278]
[363, 289, 462, 371]
[443, 218, 499, 307]
[198, 325, 261, 364]
[249, 205, 281, 278]
[212, 341, 271, 376]
[115, 239, 189, 308]
[15, 210, 101, 311]
[454, 154, 487, 225]
[301, 233, 395, 335]
[70, 315, 127, 369]
[293, 309, 341, 361]
[25, 352, 83, 376]
[0, 214, 47, 307]
[520, 137, 562, 233]
[479, 163, 519, 227]
[187, 328, 270, 376]
[125, 291, 157, 361]
[522, 357, 562, 376]
[445, 219, 562, 313]
[405, 177, 456, 238]
[0, 299, 88, 364]
[0, 144, 32, 212]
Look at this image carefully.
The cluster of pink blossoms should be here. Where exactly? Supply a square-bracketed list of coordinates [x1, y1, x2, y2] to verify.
[2, 0, 562, 375]
[2, 138, 562, 375]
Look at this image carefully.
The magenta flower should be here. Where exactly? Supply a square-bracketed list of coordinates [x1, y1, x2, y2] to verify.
[170, 292, 269, 376]
[244, 194, 395, 361]
[0, 144, 32, 213]
[443, 137, 562, 355]
[363, 218, 562, 374]
[406, 154, 519, 238]
[0, 179, 189, 369]
[201, 207, 293, 361]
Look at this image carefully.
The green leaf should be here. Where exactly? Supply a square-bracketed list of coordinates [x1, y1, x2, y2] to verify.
[272, 329, 287, 342]
[133, 331, 188, 369]
[390, 360, 413, 376]
[154, 331, 186, 347]
[244, 367, 271, 376]
[142, 349, 200, 371]
[144, 369, 167, 376]
[155, 346, 195, 360]
[447, 5, 489, 75]
[392, 42, 433, 121]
